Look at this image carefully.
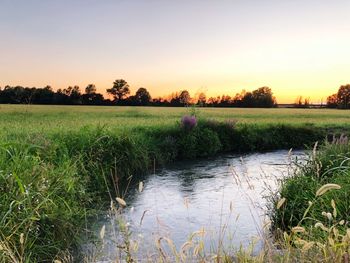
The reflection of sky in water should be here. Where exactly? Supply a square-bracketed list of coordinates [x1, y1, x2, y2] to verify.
[93, 150, 306, 261]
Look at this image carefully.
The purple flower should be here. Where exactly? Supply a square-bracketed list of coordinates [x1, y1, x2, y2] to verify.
[181, 115, 197, 131]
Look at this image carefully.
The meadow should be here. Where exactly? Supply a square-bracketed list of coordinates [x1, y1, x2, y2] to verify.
[0, 104, 349, 262]
[1, 105, 350, 134]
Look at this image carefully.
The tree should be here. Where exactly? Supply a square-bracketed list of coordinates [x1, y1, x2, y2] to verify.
[294, 96, 304, 107]
[232, 91, 244, 107]
[107, 79, 130, 103]
[207, 96, 220, 106]
[327, 93, 338, 108]
[251, 87, 276, 107]
[219, 95, 232, 107]
[197, 92, 207, 106]
[70, 85, 82, 104]
[134, 87, 151, 105]
[169, 92, 180, 106]
[179, 90, 191, 106]
[85, 84, 96, 94]
[82, 93, 105, 105]
[337, 84, 350, 109]
[241, 91, 254, 107]
[32, 85, 55, 104]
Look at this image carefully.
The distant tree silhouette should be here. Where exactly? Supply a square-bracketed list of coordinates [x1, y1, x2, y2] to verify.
[32, 85, 54, 104]
[197, 92, 207, 106]
[325, 84, 350, 109]
[219, 95, 232, 107]
[82, 84, 104, 105]
[85, 84, 97, 95]
[294, 96, 310, 108]
[207, 96, 220, 106]
[69, 86, 82, 104]
[54, 88, 70, 104]
[107, 79, 130, 103]
[152, 97, 167, 106]
[294, 96, 304, 107]
[134, 87, 151, 105]
[327, 93, 338, 108]
[251, 86, 276, 107]
[62, 86, 73, 96]
[337, 84, 350, 109]
[0, 83, 284, 108]
[169, 92, 181, 106]
[232, 92, 244, 107]
[241, 91, 254, 107]
[179, 90, 191, 106]
[304, 97, 310, 108]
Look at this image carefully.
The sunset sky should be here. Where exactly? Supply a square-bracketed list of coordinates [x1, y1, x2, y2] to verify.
[0, 0, 349, 103]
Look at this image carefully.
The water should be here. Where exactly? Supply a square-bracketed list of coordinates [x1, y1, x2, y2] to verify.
[90, 150, 305, 261]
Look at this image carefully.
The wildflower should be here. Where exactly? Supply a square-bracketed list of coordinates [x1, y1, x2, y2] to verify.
[181, 115, 197, 131]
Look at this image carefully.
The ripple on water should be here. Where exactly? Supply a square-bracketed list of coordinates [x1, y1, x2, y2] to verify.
[88, 150, 306, 261]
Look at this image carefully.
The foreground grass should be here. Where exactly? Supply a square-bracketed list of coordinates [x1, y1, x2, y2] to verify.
[269, 138, 350, 262]
[271, 138, 350, 235]
[0, 105, 349, 261]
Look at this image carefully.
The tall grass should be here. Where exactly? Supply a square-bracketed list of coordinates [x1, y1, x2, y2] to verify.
[271, 138, 350, 234]
[269, 137, 350, 262]
[0, 105, 348, 261]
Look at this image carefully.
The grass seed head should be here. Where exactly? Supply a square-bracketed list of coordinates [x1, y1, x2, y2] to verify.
[277, 197, 286, 209]
[316, 183, 341, 197]
[116, 197, 127, 206]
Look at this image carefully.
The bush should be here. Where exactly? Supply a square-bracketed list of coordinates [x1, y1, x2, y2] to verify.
[199, 119, 236, 152]
[177, 127, 222, 159]
[196, 128, 222, 157]
[177, 130, 198, 159]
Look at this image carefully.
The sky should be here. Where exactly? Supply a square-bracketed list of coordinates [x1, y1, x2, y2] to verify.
[0, 0, 349, 103]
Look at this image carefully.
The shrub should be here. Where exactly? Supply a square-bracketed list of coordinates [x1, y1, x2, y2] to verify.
[196, 128, 222, 157]
[177, 128, 222, 159]
[199, 119, 236, 152]
[177, 130, 198, 159]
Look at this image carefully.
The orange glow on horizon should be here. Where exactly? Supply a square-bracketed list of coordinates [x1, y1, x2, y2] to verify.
[0, 1, 349, 104]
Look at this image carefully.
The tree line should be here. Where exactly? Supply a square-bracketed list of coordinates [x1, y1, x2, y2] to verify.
[0, 79, 349, 108]
[0, 79, 277, 107]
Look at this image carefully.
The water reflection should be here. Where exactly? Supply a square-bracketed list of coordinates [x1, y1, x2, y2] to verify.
[93, 150, 305, 261]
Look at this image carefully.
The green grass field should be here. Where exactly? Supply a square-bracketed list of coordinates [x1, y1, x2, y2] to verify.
[0, 104, 349, 262]
[1, 105, 350, 135]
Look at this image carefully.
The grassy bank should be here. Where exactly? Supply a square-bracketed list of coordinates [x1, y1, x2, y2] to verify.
[0, 105, 349, 262]
[270, 138, 350, 261]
